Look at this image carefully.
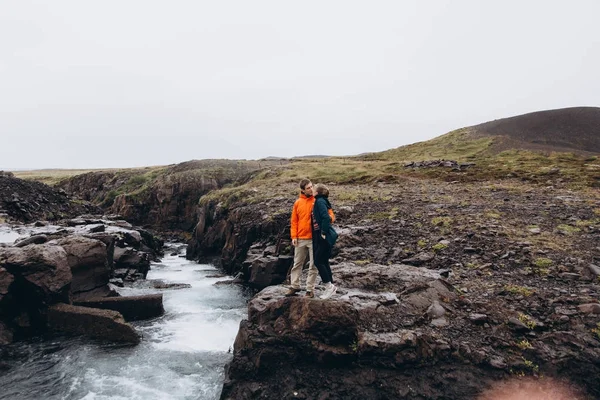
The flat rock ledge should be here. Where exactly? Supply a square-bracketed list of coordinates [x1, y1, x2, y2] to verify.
[74, 294, 164, 321]
[47, 303, 140, 344]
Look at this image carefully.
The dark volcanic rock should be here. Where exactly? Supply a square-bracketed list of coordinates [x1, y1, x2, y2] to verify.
[74, 294, 164, 321]
[52, 236, 112, 296]
[0, 175, 100, 223]
[113, 247, 151, 278]
[248, 255, 293, 289]
[47, 303, 140, 344]
[0, 244, 72, 305]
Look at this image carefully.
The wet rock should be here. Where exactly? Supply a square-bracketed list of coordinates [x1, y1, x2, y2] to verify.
[248, 255, 293, 289]
[52, 236, 111, 295]
[14, 234, 49, 247]
[47, 303, 140, 344]
[122, 230, 142, 248]
[72, 285, 119, 301]
[109, 278, 124, 287]
[74, 294, 164, 321]
[0, 244, 72, 304]
[113, 247, 150, 278]
[88, 224, 105, 233]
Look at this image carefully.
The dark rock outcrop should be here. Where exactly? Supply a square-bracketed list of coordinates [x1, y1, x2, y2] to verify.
[57, 160, 280, 230]
[0, 244, 72, 305]
[0, 175, 100, 223]
[0, 244, 72, 338]
[52, 236, 112, 297]
[187, 200, 292, 278]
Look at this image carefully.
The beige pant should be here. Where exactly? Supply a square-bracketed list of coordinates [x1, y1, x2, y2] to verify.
[290, 239, 318, 291]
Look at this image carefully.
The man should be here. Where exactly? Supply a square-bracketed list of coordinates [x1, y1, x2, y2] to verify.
[287, 178, 318, 298]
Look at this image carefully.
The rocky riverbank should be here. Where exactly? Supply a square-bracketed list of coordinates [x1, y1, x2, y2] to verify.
[0, 216, 165, 345]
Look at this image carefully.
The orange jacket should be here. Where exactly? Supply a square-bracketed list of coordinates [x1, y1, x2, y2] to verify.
[290, 194, 315, 240]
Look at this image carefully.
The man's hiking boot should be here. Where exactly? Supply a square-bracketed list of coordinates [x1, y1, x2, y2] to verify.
[320, 284, 337, 299]
[285, 288, 301, 296]
[305, 291, 314, 298]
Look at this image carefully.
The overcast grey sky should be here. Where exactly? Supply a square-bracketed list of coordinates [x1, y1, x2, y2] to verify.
[1, 1, 599, 169]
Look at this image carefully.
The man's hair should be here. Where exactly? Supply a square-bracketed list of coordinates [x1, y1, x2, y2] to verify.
[314, 184, 329, 197]
[299, 178, 311, 190]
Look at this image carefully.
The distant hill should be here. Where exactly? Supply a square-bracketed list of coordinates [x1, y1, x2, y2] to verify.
[370, 106, 600, 162]
[471, 106, 600, 154]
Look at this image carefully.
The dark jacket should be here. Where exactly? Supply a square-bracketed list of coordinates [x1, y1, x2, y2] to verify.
[312, 195, 339, 246]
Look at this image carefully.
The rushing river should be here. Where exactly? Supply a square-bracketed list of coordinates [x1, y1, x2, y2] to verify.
[0, 241, 250, 400]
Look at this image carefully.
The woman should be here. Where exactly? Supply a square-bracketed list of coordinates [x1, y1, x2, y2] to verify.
[311, 184, 339, 299]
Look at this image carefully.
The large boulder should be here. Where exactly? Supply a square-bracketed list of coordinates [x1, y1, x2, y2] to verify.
[0, 244, 72, 338]
[113, 247, 151, 279]
[52, 236, 111, 296]
[74, 294, 164, 321]
[247, 256, 293, 289]
[0, 244, 71, 305]
[47, 303, 139, 344]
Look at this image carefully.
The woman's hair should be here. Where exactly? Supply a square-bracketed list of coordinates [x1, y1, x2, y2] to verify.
[314, 184, 329, 197]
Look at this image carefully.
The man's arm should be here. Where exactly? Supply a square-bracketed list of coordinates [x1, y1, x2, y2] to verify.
[290, 201, 299, 246]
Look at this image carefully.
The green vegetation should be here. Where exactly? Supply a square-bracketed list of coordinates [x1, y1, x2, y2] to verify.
[505, 285, 534, 297]
[431, 216, 453, 227]
[516, 339, 533, 350]
[556, 224, 581, 235]
[518, 313, 537, 330]
[592, 323, 600, 340]
[522, 357, 539, 373]
[364, 128, 494, 162]
[485, 210, 501, 219]
[13, 168, 119, 185]
[432, 242, 448, 252]
[533, 258, 553, 268]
